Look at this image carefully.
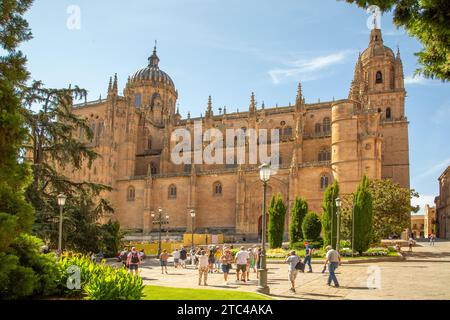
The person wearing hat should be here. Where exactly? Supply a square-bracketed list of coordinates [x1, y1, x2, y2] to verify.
[235, 246, 250, 282]
[324, 245, 341, 287]
[220, 249, 234, 283]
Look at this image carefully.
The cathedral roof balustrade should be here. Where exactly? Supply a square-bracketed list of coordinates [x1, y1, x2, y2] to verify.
[120, 161, 331, 181]
[136, 149, 162, 157]
[72, 97, 110, 109]
[303, 132, 332, 140]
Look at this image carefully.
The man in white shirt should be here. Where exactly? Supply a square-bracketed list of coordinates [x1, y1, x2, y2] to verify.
[172, 249, 180, 268]
[324, 245, 341, 287]
[196, 250, 209, 286]
[235, 246, 250, 282]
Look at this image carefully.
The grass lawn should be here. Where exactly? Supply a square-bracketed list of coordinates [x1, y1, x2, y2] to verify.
[143, 286, 273, 300]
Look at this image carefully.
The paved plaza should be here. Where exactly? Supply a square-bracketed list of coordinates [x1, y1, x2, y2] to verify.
[115, 241, 450, 300]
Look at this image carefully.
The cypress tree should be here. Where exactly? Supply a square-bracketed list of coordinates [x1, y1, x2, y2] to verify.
[354, 175, 374, 255]
[289, 197, 308, 244]
[321, 181, 339, 248]
[268, 193, 286, 248]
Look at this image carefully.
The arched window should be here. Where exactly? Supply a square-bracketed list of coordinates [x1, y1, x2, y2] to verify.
[284, 126, 293, 137]
[318, 148, 331, 162]
[96, 121, 104, 145]
[323, 118, 331, 134]
[135, 94, 142, 107]
[320, 175, 331, 191]
[147, 136, 152, 150]
[168, 184, 177, 199]
[90, 122, 96, 137]
[213, 182, 222, 196]
[127, 186, 135, 201]
[386, 107, 392, 120]
[376, 71, 383, 84]
[150, 162, 158, 175]
[315, 123, 321, 134]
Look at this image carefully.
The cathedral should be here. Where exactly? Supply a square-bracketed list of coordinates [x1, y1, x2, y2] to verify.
[67, 28, 410, 240]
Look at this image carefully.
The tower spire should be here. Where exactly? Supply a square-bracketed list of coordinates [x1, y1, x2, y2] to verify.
[206, 95, 213, 118]
[148, 40, 160, 68]
[113, 73, 118, 95]
[249, 92, 256, 113]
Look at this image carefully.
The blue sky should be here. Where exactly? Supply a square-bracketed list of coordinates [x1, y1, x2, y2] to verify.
[21, 0, 450, 213]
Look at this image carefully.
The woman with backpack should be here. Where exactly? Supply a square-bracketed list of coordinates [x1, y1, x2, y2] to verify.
[126, 247, 141, 276]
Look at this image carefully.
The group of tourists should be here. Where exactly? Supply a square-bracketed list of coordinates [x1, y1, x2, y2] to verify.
[160, 245, 263, 286]
[116, 242, 343, 293]
[285, 243, 341, 293]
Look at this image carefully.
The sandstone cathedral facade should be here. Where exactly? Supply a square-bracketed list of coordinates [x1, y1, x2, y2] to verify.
[67, 28, 410, 240]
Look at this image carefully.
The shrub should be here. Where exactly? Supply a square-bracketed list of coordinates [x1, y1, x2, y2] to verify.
[387, 246, 396, 253]
[290, 240, 323, 251]
[322, 181, 339, 247]
[268, 194, 287, 248]
[9, 234, 61, 296]
[56, 254, 144, 300]
[354, 176, 374, 255]
[339, 240, 351, 248]
[363, 248, 388, 256]
[339, 248, 359, 257]
[289, 197, 308, 244]
[302, 212, 322, 241]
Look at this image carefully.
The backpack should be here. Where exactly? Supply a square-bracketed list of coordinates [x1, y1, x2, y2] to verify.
[295, 260, 305, 272]
[131, 252, 139, 264]
[120, 251, 128, 261]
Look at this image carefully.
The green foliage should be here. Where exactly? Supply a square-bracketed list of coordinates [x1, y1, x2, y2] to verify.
[98, 220, 124, 257]
[354, 176, 374, 255]
[322, 181, 339, 248]
[0, 0, 59, 300]
[289, 197, 308, 244]
[302, 212, 322, 241]
[268, 193, 287, 248]
[57, 254, 144, 300]
[368, 179, 419, 241]
[344, 0, 450, 81]
[290, 240, 323, 250]
[9, 234, 60, 297]
[22, 81, 114, 250]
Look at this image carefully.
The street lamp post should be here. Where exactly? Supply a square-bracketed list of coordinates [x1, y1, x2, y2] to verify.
[57, 193, 67, 252]
[190, 209, 196, 251]
[351, 194, 355, 257]
[335, 197, 342, 252]
[205, 228, 209, 246]
[330, 198, 334, 249]
[152, 207, 169, 257]
[257, 163, 271, 295]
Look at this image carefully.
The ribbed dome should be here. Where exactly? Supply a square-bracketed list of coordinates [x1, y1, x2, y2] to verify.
[361, 28, 394, 62]
[130, 46, 175, 90]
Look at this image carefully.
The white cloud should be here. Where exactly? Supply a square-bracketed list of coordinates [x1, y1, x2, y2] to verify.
[269, 50, 355, 84]
[411, 194, 436, 215]
[405, 76, 427, 85]
[415, 158, 450, 181]
[405, 75, 439, 86]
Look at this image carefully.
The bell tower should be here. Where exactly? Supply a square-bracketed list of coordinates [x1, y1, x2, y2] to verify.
[350, 28, 409, 188]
